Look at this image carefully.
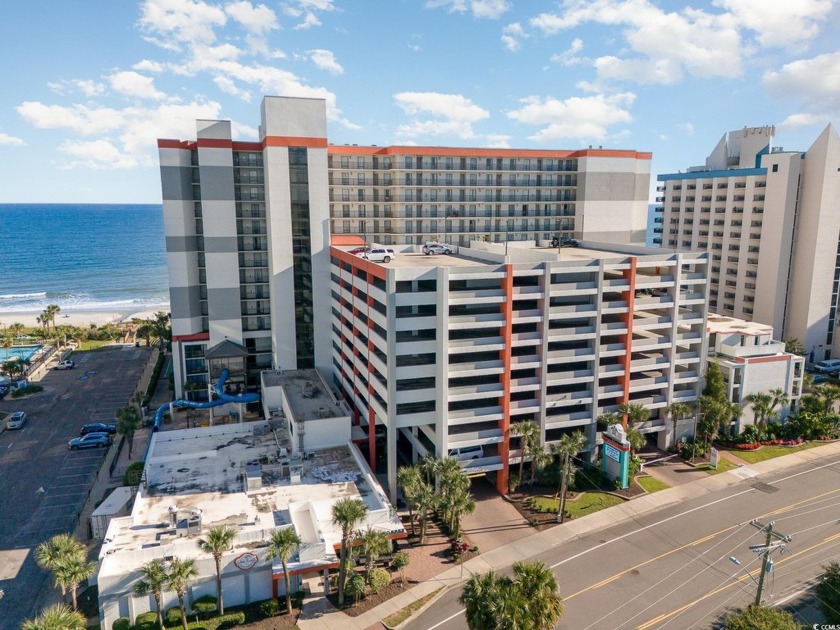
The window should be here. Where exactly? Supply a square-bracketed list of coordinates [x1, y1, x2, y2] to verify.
[343, 220, 350, 233]
[341, 172, 350, 185]
[358, 205, 366, 217]
[470, 157, 477, 170]
[357, 173, 365, 185]
[772, 164, 779, 173]
[357, 189, 365, 201]
[446, 157, 453, 170]
[405, 156, 413, 168]
[342, 204, 350, 218]
[340, 155, 349, 168]
[431, 157, 438, 169]
[405, 205, 413, 218]
[357, 156, 365, 168]
[406, 221, 413, 232]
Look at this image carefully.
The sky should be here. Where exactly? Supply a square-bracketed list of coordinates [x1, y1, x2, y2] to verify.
[1, 0, 839, 204]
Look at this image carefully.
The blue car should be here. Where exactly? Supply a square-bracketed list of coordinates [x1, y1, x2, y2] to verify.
[80, 422, 117, 436]
[68, 432, 112, 450]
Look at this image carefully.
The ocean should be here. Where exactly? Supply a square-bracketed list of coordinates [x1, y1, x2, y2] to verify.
[0, 204, 169, 314]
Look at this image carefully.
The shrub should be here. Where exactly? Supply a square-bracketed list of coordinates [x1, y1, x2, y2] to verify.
[369, 568, 391, 594]
[345, 574, 366, 605]
[133, 611, 160, 630]
[259, 598, 279, 617]
[11, 384, 44, 398]
[164, 607, 182, 626]
[123, 461, 145, 486]
[112, 618, 131, 630]
[508, 473, 521, 493]
[191, 594, 217, 617]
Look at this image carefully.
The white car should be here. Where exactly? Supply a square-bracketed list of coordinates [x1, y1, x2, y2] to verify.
[360, 248, 396, 263]
[53, 360, 76, 370]
[422, 243, 452, 255]
[6, 411, 27, 430]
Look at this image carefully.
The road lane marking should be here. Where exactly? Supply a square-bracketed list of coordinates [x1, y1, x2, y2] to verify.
[426, 609, 465, 630]
[636, 528, 840, 629]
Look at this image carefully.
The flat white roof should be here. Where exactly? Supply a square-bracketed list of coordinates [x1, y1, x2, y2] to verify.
[707, 315, 773, 336]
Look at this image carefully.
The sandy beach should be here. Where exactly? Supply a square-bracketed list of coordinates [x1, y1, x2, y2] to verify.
[0, 309, 165, 329]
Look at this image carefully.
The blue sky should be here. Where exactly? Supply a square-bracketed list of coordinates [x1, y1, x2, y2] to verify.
[1, 0, 839, 203]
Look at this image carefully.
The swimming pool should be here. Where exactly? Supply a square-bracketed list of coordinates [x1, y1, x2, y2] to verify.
[0, 345, 43, 362]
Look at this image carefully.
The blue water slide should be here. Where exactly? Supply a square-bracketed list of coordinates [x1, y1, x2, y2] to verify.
[151, 368, 260, 431]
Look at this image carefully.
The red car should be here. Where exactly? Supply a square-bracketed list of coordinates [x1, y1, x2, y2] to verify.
[348, 246, 369, 255]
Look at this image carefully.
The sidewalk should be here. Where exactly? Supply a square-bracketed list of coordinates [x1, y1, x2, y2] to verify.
[296, 440, 840, 630]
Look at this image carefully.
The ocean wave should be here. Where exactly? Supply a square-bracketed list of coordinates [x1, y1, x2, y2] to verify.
[0, 293, 170, 314]
[0, 291, 48, 300]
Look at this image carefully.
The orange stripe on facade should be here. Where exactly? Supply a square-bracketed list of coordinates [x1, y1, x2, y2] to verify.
[264, 136, 328, 148]
[172, 332, 209, 342]
[736, 355, 791, 364]
[498, 264, 514, 494]
[327, 144, 652, 160]
[157, 139, 196, 150]
[196, 138, 233, 149]
[331, 247, 386, 281]
[619, 258, 637, 428]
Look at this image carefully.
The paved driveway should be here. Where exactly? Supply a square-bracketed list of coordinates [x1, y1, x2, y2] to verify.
[460, 477, 531, 553]
[0, 345, 150, 628]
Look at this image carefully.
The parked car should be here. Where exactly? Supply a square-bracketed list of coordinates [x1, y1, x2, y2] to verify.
[6, 411, 27, 430]
[80, 422, 117, 436]
[53, 360, 76, 370]
[360, 247, 396, 263]
[448, 444, 484, 462]
[68, 432, 112, 450]
[348, 246, 370, 255]
[422, 243, 452, 255]
[0, 384, 8, 400]
[559, 236, 580, 248]
[812, 374, 830, 385]
[814, 359, 840, 373]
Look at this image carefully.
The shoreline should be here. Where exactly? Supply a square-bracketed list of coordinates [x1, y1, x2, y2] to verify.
[0, 308, 168, 329]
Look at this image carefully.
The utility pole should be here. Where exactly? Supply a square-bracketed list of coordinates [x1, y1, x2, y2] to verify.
[750, 519, 791, 606]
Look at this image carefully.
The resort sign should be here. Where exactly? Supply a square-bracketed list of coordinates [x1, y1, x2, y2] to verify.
[233, 552, 259, 570]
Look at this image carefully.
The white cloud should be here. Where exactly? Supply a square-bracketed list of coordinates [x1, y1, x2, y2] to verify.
[501, 22, 526, 52]
[48, 79, 108, 97]
[109, 71, 166, 100]
[138, 0, 228, 49]
[308, 49, 344, 74]
[484, 134, 511, 148]
[58, 139, 139, 169]
[394, 92, 490, 140]
[550, 38, 584, 65]
[426, 0, 511, 19]
[507, 92, 635, 142]
[530, 0, 743, 84]
[133, 59, 165, 73]
[225, 1, 278, 34]
[282, 0, 336, 29]
[678, 122, 695, 135]
[17, 99, 228, 169]
[764, 51, 840, 112]
[0, 133, 25, 146]
[213, 75, 252, 101]
[712, 0, 833, 49]
[777, 113, 831, 129]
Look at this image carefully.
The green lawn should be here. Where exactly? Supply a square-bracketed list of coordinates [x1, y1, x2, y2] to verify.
[724, 441, 823, 464]
[636, 476, 670, 493]
[532, 492, 624, 519]
[75, 340, 117, 351]
[383, 587, 443, 628]
[698, 458, 738, 475]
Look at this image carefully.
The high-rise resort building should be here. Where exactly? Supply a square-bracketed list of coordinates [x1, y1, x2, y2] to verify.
[657, 125, 840, 362]
[159, 96, 703, 497]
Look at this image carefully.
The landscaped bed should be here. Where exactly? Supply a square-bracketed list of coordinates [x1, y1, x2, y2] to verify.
[722, 440, 824, 464]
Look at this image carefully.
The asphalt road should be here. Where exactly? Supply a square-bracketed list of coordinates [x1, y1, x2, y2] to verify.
[0, 345, 150, 628]
[407, 456, 840, 630]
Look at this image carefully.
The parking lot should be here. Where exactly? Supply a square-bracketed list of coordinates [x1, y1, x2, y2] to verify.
[0, 344, 152, 628]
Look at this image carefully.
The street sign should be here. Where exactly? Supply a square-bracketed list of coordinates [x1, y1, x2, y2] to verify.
[605, 444, 620, 462]
[710, 447, 719, 470]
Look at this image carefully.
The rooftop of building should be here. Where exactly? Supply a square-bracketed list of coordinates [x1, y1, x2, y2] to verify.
[262, 368, 345, 421]
[707, 315, 774, 337]
[98, 422, 402, 577]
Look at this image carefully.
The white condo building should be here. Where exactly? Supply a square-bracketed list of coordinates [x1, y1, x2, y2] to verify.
[658, 125, 840, 362]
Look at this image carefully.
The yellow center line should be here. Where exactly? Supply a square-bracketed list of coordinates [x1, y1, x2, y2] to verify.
[636, 530, 840, 629]
[565, 487, 840, 602]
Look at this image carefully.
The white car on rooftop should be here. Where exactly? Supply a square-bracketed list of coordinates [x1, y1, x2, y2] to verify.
[359, 247, 396, 263]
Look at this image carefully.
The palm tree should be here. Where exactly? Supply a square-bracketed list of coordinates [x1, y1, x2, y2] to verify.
[617, 402, 650, 428]
[417, 453, 439, 486]
[391, 551, 410, 587]
[745, 392, 775, 434]
[21, 603, 86, 630]
[414, 481, 438, 544]
[8, 322, 24, 340]
[513, 561, 564, 630]
[357, 528, 390, 583]
[54, 554, 96, 611]
[116, 405, 141, 459]
[266, 526, 302, 614]
[550, 431, 586, 523]
[446, 486, 476, 539]
[397, 465, 422, 536]
[460, 569, 502, 630]
[196, 525, 236, 615]
[35, 534, 86, 603]
[167, 557, 198, 630]
[511, 421, 539, 483]
[668, 401, 694, 447]
[134, 559, 169, 630]
[527, 444, 553, 486]
[819, 384, 840, 414]
[331, 497, 368, 606]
